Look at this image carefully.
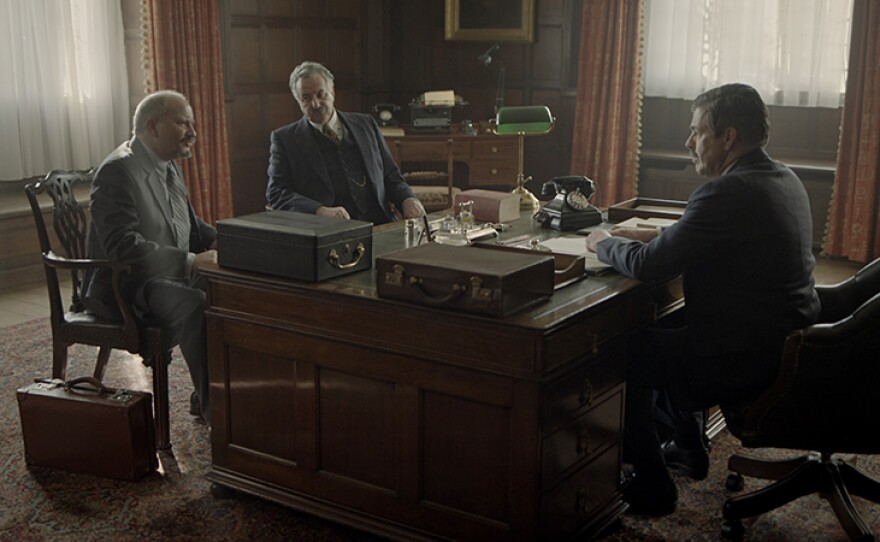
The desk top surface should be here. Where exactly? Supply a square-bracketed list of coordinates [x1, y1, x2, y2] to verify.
[203, 211, 677, 331]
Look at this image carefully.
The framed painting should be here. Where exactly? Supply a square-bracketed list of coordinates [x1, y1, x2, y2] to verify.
[444, 0, 535, 43]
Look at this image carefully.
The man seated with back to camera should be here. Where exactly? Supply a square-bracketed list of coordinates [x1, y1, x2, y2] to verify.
[266, 60, 425, 223]
[585, 83, 820, 516]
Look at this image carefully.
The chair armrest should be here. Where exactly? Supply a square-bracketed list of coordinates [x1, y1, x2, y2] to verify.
[42, 251, 140, 349]
[816, 257, 880, 322]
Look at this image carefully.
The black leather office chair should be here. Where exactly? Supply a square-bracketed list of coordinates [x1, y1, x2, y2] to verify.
[25, 169, 173, 450]
[721, 257, 880, 541]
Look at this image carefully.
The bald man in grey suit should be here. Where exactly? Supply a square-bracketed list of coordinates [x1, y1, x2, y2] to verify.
[82, 90, 217, 423]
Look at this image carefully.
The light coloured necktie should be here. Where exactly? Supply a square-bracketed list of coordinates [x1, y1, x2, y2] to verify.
[166, 164, 191, 251]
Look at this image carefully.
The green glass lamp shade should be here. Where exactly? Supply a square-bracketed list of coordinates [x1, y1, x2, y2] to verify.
[494, 105, 554, 134]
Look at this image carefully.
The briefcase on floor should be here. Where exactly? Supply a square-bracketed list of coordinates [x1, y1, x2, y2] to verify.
[217, 211, 373, 281]
[16, 377, 158, 481]
[376, 243, 555, 317]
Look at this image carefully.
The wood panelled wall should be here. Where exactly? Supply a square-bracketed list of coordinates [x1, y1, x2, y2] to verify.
[221, 0, 582, 215]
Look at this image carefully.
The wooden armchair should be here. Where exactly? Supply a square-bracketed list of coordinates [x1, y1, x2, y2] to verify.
[24, 170, 173, 450]
[721, 257, 880, 541]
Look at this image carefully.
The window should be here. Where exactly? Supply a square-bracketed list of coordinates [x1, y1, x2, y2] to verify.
[643, 0, 853, 108]
[0, 0, 130, 180]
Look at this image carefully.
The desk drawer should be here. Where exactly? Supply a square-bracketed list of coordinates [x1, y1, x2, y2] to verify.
[541, 389, 623, 485]
[540, 442, 620, 540]
[542, 345, 625, 430]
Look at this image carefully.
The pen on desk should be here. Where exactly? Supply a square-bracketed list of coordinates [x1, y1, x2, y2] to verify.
[497, 234, 531, 245]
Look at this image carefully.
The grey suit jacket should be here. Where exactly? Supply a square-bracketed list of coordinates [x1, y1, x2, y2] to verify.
[598, 148, 820, 358]
[82, 138, 216, 318]
[265, 111, 414, 222]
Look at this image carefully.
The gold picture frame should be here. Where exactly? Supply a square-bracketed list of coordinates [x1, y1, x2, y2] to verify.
[445, 0, 535, 43]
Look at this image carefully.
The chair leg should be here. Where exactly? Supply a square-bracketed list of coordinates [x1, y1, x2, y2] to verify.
[728, 451, 820, 481]
[825, 462, 876, 542]
[151, 351, 172, 450]
[839, 460, 880, 504]
[723, 457, 822, 521]
[92, 347, 112, 381]
[52, 342, 68, 380]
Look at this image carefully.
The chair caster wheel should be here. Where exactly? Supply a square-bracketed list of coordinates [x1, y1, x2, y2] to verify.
[726, 473, 745, 492]
[721, 519, 745, 539]
[210, 482, 236, 499]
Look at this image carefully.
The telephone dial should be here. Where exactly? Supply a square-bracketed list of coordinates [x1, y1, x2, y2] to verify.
[534, 176, 603, 231]
[372, 103, 400, 127]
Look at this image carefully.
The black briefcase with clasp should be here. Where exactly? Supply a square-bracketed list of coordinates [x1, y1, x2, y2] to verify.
[217, 211, 373, 281]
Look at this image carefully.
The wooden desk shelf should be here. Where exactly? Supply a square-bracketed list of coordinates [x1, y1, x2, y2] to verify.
[385, 130, 519, 190]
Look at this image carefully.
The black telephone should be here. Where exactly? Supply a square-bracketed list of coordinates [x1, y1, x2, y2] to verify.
[372, 103, 400, 127]
[534, 176, 603, 231]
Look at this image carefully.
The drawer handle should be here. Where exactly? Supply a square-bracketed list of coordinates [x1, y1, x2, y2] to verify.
[491, 145, 498, 153]
[328, 242, 365, 269]
[491, 168, 498, 175]
[575, 488, 589, 515]
[576, 424, 591, 455]
[579, 378, 594, 406]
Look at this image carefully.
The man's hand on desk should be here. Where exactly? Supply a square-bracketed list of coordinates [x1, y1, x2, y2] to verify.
[610, 226, 661, 243]
[584, 229, 612, 253]
[401, 197, 426, 218]
[585, 225, 661, 253]
[317, 206, 351, 220]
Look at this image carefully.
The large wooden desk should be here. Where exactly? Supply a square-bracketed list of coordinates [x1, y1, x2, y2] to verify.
[384, 128, 519, 189]
[203, 215, 683, 541]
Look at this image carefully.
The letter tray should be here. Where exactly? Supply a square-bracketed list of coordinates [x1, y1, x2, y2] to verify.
[376, 243, 555, 317]
[217, 211, 373, 281]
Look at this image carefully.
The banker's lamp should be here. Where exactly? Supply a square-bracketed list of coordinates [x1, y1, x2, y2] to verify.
[492, 105, 555, 210]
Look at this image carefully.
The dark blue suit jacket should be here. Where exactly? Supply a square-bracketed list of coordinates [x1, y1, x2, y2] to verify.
[599, 148, 820, 360]
[266, 111, 414, 222]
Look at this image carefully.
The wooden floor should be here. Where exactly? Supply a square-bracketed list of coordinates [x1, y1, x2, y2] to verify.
[0, 256, 864, 329]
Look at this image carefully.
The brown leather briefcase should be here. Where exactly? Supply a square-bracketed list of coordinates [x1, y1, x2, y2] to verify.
[16, 377, 158, 480]
[376, 243, 555, 317]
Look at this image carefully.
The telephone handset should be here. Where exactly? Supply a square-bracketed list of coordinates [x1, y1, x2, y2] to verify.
[534, 176, 603, 231]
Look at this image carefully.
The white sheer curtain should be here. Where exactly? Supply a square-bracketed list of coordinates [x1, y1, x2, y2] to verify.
[0, 0, 129, 180]
[644, 0, 853, 108]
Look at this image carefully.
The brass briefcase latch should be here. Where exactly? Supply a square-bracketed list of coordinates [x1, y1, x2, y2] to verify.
[469, 276, 493, 301]
[384, 264, 405, 287]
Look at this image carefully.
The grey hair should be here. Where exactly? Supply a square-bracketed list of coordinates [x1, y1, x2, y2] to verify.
[288, 61, 334, 101]
[132, 90, 189, 136]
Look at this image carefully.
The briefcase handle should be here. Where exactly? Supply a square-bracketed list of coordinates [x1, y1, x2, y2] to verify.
[327, 242, 366, 270]
[35, 376, 118, 395]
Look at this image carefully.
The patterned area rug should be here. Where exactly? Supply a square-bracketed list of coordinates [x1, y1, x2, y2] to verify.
[1, 318, 878, 541]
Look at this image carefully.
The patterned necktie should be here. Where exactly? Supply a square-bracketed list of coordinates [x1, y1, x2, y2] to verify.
[166, 164, 191, 251]
[322, 123, 342, 146]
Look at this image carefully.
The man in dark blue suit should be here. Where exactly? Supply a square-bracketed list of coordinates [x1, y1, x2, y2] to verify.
[586, 83, 821, 515]
[266, 61, 424, 223]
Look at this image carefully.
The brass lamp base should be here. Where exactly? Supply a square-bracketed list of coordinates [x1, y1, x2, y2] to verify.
[513, 176, 540, 210]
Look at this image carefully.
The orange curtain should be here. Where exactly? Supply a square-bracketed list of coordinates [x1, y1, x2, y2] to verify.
[823, 0, 880, 263]
[569, 0, 643, 207]
[145, 0, 233, 224]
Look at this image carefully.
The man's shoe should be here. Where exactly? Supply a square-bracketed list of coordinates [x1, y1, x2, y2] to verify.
[622, 473, 677, 517]
[189, 391, 201, 417]
[662, 440, 709, 481]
